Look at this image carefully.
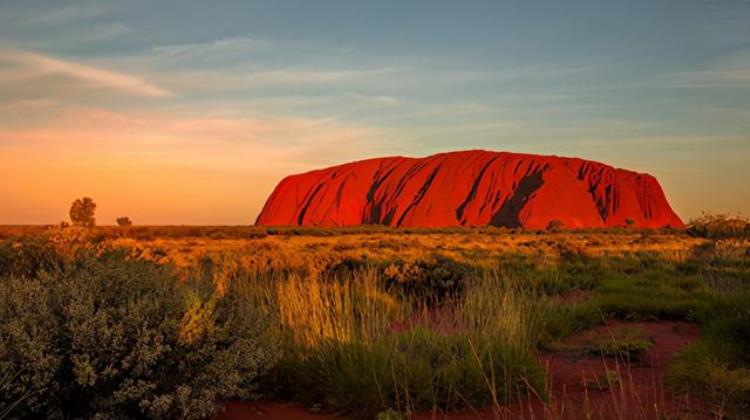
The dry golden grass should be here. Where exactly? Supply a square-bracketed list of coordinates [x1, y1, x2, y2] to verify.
[0, 225, 719, 278]
[100, 229, 709, 271]
[3, 224, 747, 418]
[275, 269, 398, 346]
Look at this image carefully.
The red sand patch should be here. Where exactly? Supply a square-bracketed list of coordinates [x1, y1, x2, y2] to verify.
[509, 321, 706, 419]
[215, 321, 707, 420]
[218, 401, 334, 420]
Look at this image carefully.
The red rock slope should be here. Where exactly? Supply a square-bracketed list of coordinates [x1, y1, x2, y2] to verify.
[256, 150, 684, 229]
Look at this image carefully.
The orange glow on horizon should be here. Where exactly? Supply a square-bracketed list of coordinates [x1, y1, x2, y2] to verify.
[0, 106, 386, 225]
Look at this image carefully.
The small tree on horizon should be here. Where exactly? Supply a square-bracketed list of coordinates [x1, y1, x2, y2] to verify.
[69, 197, 96, 227]
[116, 217, 132, 227]
[546, 220, 564, 232]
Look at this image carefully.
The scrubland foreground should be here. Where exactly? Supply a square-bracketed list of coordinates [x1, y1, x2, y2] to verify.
[0, 223, 749, 419]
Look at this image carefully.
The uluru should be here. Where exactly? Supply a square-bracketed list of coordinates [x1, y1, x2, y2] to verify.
[256, 150, 684, 229]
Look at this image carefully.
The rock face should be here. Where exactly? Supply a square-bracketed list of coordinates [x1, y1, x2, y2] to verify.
[256, 150, 684, 229]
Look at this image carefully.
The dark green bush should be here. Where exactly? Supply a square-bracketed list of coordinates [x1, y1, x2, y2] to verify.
[0, 236, 64, 278]
[322, 257, 371, 279]
[546, 220, 565, 232]
[687, 213, 749, 239]
[0, 243, 279, 419]
[381, 255, 470, 304]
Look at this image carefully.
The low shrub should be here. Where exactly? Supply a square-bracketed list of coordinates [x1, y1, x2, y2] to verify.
[322, 257, 372, 279]
[687, 213, 749, 239]
[546, 220, 565, 232]
[381, 255, 470, 304]
[0, 236, 64, 278]
[0, 241, 280, 419]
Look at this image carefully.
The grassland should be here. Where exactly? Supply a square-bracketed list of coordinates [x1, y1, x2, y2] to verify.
[1, 225, 748, 419]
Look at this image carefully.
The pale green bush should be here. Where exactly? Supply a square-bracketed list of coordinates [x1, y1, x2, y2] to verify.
[0, 241, 279, 419]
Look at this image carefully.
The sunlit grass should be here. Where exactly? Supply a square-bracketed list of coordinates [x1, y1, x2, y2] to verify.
[1, 226, 748, 418]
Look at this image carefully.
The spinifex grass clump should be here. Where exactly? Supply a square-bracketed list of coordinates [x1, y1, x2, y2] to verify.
[548, 324, 655, 361]
[560, 253, 713, 323]
[255, 264, 548, 417]
[668, 289, 750, 415]
[579, 326, 653, 361]
[275, 270, 397, 346]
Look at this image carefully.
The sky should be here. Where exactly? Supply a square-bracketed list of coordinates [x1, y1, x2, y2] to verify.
[0, 0, 748, 225]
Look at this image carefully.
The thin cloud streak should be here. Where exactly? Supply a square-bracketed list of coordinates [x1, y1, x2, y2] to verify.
[0, 105, 391, 167]
[152, 36, 271, 61]
[0, 50, 171, 97]
[161, 67, 400, 93]
[662, 49, 750, 88]
[24, 0, 110, 24]
[664, 69, 750, 88]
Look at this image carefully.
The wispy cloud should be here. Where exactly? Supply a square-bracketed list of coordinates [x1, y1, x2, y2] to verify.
[238, 68, 397, 87]
[24, 0, 110, 24]
[0, 105, 398, 224]
[0, 105, 392, 167]
[666, 69, 750, 88]
[26, 0, 110, 24]
[662, 49, 750, 88]
[152, 36, 271, 61]
[162, 67, 398, 93]
[0, 98, 58, 113]
[84, 23, 132, 41]
[701, 1, 750, 47]
[0, 50, 171, 97]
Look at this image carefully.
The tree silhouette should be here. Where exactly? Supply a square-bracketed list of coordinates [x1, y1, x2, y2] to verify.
[69, 197, 96, 227]
[116, 217, 132, 227]
[546, 219, 564, 232]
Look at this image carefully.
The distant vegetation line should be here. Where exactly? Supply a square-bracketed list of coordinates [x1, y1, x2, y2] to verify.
[2, 212, 749, 241]
[6, 195, 745, 240]
[0, 224, 686, 240]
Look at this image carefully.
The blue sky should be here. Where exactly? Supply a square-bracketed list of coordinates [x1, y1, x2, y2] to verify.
[0, 0, 748, 224]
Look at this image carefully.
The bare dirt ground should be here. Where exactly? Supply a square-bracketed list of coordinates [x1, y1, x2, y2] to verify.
[490, 321, 708, 420]
[216, 321, 707, 420]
